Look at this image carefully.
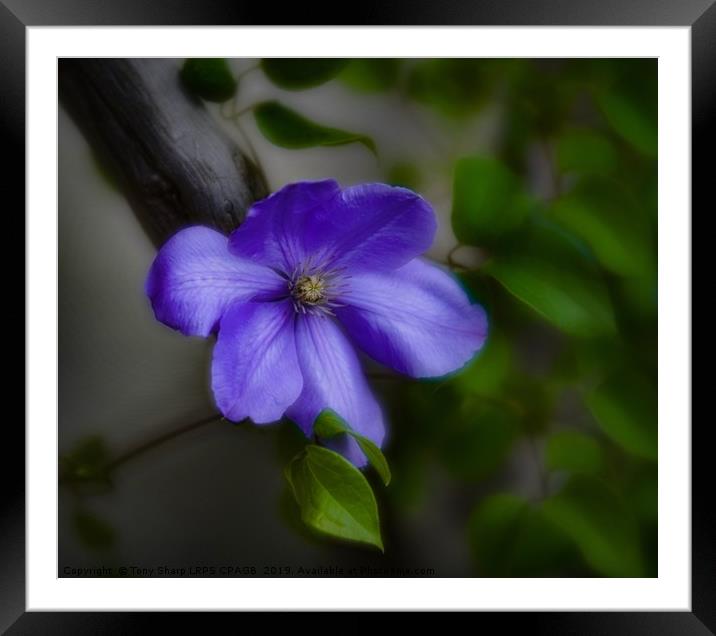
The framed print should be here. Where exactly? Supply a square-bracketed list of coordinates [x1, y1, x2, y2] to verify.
[7, 0, 706, 630]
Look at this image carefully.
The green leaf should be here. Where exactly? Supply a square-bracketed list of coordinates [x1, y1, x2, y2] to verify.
[180, 58, 237, 103]
[545, 430, 604, 475]
[550, 176, 653, 278]
[261, 59, 348, 90]
[451, 156, 534, 246]
[586, 369, 657, 460]
[485, 223, 616, 336]
[339, 59, 401, 93]
[286, 445, 383, 550]
[73, 509, 115, 551]
[542, 475, 644, 577]
[254, 101, 375, 153]
[314, 409, 391, 486]
[556, 129, 618, 176]
[469, 495, 573, 576]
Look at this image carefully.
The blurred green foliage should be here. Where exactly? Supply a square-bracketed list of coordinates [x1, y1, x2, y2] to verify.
[261, 59, 348, 90]
[469, 494, 575, 576]
[485, 222, 617, 337]
[180, 58, 237, 103]
[339, 59, 401, 93]
[73, 508, 116, 551]
[60, 435, 113, 495]
[341, 57, 657, 576]
[452, 156, 536, 246]
[546, 430, 604, 475]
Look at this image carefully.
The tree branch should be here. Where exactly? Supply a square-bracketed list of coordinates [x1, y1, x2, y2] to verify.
[59, 58, 268, 245]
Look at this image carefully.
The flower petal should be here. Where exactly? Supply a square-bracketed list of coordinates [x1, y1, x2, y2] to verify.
[336, 258, 488, 378]
[211, 300, 302, 424]
[146, 226, 284, 337]
[229, 180, 342, 271]
[286, 316, 384, 466]
[229, 181, 436, 274]
[326, 183, 437, 272]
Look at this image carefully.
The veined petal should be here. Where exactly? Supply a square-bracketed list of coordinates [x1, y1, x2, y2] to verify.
[229, 180, 341, 272]
[229, 181, 436, 274]
[325, 183, 437, 272]
[146, 226, 284, 337]
[336, 258, 488, 378]
[286, 316, 384, 466]
[211, 300, 302, 424]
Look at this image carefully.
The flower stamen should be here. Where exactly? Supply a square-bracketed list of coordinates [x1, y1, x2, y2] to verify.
[287, 259, 347, 316]
[294, 274, 326, 305]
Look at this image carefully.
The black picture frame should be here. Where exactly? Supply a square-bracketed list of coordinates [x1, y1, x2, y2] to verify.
[5, 0, 705, 630]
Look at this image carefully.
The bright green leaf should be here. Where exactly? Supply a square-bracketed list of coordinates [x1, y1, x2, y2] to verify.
[586, 369, 657, 460]
[485, 223, 616, 337]
[545, 430, 604, 475]
[469, 494, 573, 576]
[261, 59, 349, 90]
[254, 101, 375, 153]
[180, 58, 237, 103]
[542, 475, 644, 577]
[452, 156, 534, 246]
[286, 445, 383, 550]
[314, 409, 391, 486]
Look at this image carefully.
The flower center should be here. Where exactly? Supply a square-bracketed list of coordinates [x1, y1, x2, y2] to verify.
[293, 274, 326, 305]
[286, 258, 349, 316]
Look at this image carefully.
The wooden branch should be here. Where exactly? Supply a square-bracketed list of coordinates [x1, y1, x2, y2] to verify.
[59, 58, 268, 246]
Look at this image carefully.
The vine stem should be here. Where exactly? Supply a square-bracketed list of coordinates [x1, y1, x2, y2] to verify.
[236, 64, 260, 80]
[233, 118, 265, 181]
[230, 104, 257, 120]
[106, 413, 225, 472]
[218, 98, 265, 181]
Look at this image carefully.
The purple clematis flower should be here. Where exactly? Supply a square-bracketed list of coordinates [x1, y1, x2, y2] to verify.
[146, 180, 487, 465]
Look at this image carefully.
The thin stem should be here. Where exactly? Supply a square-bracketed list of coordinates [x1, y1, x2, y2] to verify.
[236, 64, 260, 80]
[232, 118, 265, 182]
[217, 99, 266, 186]
[106, 413, 224, 472]
[230, 104, 256, 120]
[219, 96, 238, 120]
